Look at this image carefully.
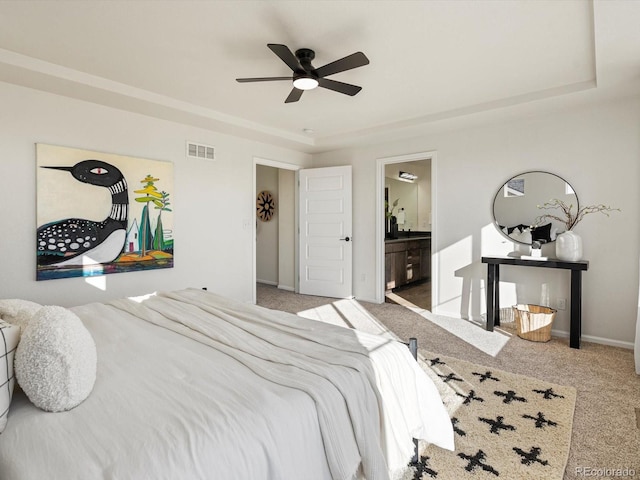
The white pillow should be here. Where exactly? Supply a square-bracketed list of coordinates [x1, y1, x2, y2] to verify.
[15, 306, 97, 412]
[0, 320, 20, 433]
[0, 299, 42, 333]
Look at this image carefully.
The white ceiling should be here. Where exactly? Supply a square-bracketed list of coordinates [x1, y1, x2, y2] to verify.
[0, 1, 638, 153]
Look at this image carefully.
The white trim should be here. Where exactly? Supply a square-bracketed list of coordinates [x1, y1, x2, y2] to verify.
[375, 151, 437, 305]
[356, 295, 379, 304]
[550, 328, 634, 350]
[277, 284, 295, 292]
[633, 258, 640, 375]
[252, 157, 302, 304]
[254, 157, 301, 171]
[257, 279, 277, 286]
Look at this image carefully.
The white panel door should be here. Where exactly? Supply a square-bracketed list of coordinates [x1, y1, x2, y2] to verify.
[299, 166, 352, 298]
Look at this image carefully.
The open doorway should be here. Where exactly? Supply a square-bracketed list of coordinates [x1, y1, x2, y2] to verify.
[377, 152, 436, 311]
[252, 158, 300, 304]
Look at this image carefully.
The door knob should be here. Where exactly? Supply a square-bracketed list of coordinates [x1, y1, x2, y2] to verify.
[339, 236, 351, 242]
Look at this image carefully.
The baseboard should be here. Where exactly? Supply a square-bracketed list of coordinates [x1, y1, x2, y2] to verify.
[356, 295, 379, 304]
[551, 328, 634, 349]
[277, 284, 294, 292]
[459, 313, 634, 350]
[256, 279, 277, 286]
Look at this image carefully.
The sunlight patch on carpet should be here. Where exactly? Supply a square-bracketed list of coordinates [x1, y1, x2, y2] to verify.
[386, 292, 511, 357]
[297, 303, 346, 326]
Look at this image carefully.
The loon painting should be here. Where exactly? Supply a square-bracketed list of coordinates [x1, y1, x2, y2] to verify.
[37, 160, 129, 267]
[36, 144, 174, 281]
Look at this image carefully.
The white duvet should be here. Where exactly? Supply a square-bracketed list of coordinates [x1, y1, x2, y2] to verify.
[0, 289, 453, 480]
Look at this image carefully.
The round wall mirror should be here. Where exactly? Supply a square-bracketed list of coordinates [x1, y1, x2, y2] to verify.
[492, 171, 579, 245]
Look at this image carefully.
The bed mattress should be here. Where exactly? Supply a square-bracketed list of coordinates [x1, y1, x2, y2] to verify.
[0, 288, 453, 480]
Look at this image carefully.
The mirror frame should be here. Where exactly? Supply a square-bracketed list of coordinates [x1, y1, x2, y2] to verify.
[492, 170, 579, 246]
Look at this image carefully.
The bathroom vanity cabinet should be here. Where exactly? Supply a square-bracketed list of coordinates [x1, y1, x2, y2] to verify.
[385, 237, 431, 291]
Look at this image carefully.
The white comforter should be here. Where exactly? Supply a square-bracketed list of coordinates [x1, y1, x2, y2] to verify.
[0, 289, 453, 480]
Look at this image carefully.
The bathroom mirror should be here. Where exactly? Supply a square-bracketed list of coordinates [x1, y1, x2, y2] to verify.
[384, 160, 432, 233]
[492, 171, 579, 245]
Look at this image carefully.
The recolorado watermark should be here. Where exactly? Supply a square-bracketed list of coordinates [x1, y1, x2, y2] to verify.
[575, 467, 636, 477]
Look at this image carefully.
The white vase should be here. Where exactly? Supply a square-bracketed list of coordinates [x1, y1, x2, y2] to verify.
[555, 230, 583, 261]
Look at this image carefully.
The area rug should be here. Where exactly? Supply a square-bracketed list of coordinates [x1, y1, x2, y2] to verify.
[403, 351, 577, 480]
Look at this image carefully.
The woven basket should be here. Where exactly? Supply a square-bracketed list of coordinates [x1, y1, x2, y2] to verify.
[513, 304, 556, 342]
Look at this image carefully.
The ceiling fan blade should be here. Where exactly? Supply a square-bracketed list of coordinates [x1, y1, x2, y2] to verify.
[267, 44, 301, 72]
[315, 52, 369, 78]
[285, 88, 303, 103]
[236, 77, 291, 83]
[317, 78, 362, 96]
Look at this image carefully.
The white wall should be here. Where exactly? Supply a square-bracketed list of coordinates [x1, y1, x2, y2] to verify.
[0, 81, 311, 306]
[313, 96, 640, 346]
[256, 165, 279, 285]
[3, 79, 638, 347]
[277, 169, 295, 291]
[415, 160, 432, 231]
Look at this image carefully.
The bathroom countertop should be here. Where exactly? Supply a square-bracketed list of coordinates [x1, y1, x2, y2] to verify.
[385, 234, 431, 243]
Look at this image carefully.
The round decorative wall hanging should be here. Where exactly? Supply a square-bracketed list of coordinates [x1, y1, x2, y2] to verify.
[256, 190, 276, 222]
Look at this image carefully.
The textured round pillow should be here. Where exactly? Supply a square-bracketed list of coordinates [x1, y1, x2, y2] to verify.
[15, 306, 97, 412]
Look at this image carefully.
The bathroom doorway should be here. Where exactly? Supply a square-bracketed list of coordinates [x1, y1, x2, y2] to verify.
[377, 152, 435, 311]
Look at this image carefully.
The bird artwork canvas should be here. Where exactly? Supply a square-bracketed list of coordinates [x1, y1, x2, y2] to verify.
[36, 144, 174, 281]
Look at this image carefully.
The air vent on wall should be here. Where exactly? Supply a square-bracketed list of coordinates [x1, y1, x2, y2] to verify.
[186, 141, 215, 161]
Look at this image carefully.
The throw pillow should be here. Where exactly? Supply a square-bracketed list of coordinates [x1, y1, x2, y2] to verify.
[15, 306, 97, 412]
[0, 299, 42, 333]
[0, 320, 20, 433]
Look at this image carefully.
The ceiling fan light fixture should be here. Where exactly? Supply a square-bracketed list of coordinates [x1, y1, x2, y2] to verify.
[293, 76, 319, 90]
[236, 44, 369, 102]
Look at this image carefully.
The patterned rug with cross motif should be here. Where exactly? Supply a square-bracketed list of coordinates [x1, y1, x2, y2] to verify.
[401, 351, 576, 480]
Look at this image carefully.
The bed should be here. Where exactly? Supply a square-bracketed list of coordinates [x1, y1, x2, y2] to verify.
[0, 288, 453, 480]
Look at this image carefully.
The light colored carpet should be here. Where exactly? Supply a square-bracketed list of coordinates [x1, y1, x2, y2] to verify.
[256, 284, 640, 479]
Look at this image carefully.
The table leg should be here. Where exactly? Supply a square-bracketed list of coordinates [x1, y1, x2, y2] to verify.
[486, 264, 496, 331]
[494, 264, 500, 327]
[570, 270, 582, 349]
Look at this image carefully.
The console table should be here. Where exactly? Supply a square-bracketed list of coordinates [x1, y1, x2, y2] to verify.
[481, 256, 589, 349]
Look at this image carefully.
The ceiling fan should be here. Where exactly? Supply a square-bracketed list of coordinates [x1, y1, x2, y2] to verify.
[236, 44, 370, 103]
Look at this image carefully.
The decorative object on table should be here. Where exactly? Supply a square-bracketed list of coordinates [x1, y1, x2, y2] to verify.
[256, 190, 276, 222]
[36, 144, 174, 281]
[555, 230, 583, 262]
[512, 304, 557, 342]
[520, 254, 549, 261]
[535, 198, 620, 262]
[520, 241, 548, 260]
[531, 241, 542, 255]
